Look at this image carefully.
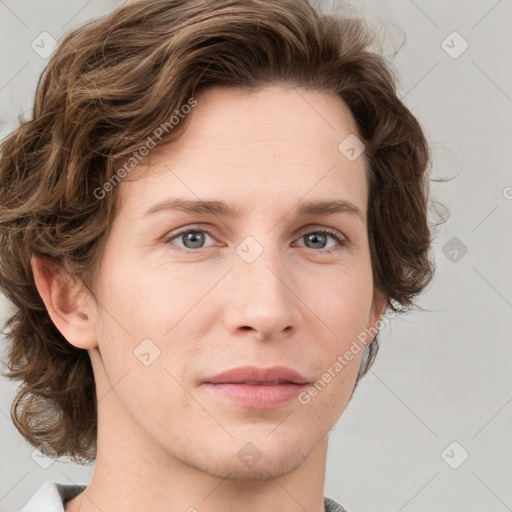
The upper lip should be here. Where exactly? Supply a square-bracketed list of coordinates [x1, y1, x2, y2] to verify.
[204, 365, 309, 385]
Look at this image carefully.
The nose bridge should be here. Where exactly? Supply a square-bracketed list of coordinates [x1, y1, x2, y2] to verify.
[223, 232, 300, 338]
[235, 233, 289, 303]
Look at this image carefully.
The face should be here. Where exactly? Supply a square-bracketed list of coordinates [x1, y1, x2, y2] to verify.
[87, 85, 384, 479]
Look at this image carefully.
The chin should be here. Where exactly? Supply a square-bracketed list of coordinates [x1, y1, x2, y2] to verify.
[205, 446, 309, 481]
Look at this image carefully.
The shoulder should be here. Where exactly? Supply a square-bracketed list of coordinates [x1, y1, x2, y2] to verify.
[19, 481, 87, 512]
[324, 495, 351, 512]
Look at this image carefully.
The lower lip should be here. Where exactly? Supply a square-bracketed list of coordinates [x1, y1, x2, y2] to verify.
[204, 383, 308, 409]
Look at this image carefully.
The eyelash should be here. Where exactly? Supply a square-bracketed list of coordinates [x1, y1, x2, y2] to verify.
[162, 225, 347, 255]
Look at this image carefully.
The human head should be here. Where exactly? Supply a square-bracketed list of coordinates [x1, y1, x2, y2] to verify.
[0, 0, 435, 464]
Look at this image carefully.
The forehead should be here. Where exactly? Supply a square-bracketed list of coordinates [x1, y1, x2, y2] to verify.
[116, 85, 368, 217]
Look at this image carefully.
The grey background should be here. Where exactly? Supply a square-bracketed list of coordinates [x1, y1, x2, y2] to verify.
[1, 0, 511, 511]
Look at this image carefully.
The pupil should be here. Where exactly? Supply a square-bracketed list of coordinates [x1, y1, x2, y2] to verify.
[184, 231, 204, 248]
[307, 233, 326, 249]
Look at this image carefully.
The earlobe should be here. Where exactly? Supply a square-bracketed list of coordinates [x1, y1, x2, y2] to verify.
[31, 254, 98, 350]
[373, 299, 387, 326]
[367, 292, 388, 343]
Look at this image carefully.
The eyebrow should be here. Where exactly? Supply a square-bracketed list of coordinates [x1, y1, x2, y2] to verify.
[143, 198, 365, 222]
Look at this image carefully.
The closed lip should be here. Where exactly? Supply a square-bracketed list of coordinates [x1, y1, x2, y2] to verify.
[203, 365, 309, 385]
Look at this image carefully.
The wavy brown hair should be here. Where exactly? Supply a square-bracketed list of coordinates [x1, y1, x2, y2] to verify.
[0, 0, 442, 463]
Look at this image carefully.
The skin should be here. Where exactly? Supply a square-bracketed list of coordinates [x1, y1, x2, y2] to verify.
[32, 85, 386, 512]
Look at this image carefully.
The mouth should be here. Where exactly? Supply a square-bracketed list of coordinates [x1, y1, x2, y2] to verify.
[202, 365, 310, 409]
[203, 382, 309, 409]
[238, 380, 295, 385]
[203, 365, 309, 385]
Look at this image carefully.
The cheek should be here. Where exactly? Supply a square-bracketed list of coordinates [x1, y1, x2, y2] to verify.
[308, 262, 374, 336]
[94, 238, 374, 381]
[97, 256, 174, 331]
[93, 259, 205, 382]
[300, 264, 374, 392]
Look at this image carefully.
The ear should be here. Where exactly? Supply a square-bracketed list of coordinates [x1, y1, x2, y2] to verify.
[31, 254, 98, 350]
[367, 290, 388, 344]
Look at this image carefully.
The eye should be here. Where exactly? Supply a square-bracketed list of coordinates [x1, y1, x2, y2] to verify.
[163, 225, 347, 254]
[293, 228, 347, 254]
[163, 227, 217, 252]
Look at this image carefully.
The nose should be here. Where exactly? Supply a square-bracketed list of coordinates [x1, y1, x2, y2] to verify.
[221, 239, 302, 341]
